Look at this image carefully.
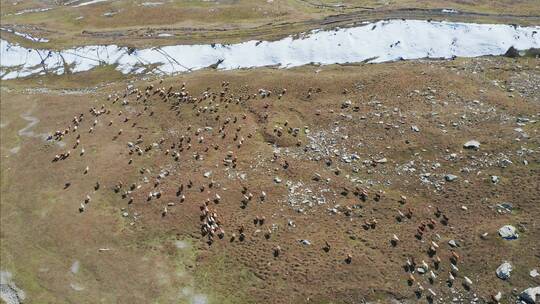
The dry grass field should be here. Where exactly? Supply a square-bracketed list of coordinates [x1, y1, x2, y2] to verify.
[1, 1, 539, 303]
[1, 56, 539, 303]
[1, 0, 540, 48]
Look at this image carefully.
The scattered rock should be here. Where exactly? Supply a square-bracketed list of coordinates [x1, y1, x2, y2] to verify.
[496, 261, 512, 280]
[498, 225, 519, 240]
[498, 158, 513, 168]
[504, 46, 520, 58]
[445, 174, 458, 182]
[496, 203, 513, 214]
[519, 287, 540, 304]
[299, 239, 311, 245]
[501, 47, 540, 58]
[341, 100, 352, 108]
[463, 140, 480, 150]
[448, 240, 459, 247]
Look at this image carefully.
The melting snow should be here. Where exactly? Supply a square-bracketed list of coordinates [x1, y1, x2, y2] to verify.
[1, 19, 539, 80]
[0, 271, 25, 304]
[141, 2, 164, 6]
[13, 7, 53, 16]
[442, 9, 459, 14]
[0, 28, 49, 43]
[73, 0, 109, 7]
[70, 260, 80, 274]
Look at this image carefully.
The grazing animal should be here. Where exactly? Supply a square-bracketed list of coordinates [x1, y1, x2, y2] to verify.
[273, 246, 281, 257]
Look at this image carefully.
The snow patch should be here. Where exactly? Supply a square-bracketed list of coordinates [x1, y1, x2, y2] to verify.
[0, 271, 26, 304]
[0, 27, 49, 43]
[70, 260, 80, 274]
[174, 240, 190, 249]
[70, 282, 85, 291]
[141, 2, 164, 7]
[442, 9, 459, 14]
[73, 0, 109, 7]
[1, 20, 539, 80]
[13, 7, 52, 16]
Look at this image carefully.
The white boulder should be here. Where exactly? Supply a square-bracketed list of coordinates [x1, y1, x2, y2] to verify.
[463, 140, 480, 149]
[496, 262, 512, 280]
[519, 287, 540, 304]
[498, 225, 519, 240]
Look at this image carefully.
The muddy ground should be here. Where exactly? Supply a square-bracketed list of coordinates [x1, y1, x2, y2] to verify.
[1, 56, 539, 303]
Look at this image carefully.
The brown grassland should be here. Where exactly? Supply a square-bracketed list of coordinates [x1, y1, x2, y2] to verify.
[1, 0, 540, 49]
[1, 56, 539, 303]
